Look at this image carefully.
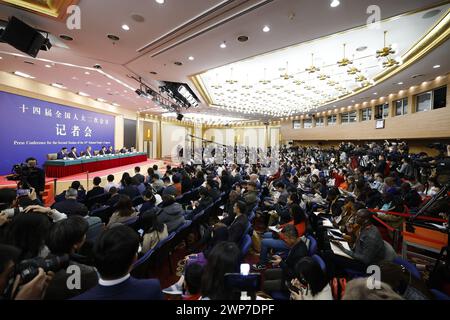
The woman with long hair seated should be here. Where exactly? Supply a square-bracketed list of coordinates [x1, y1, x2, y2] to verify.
[140, 211, 168, 253]
[288, 257, 333, 300]
[107, 195, 138, 228]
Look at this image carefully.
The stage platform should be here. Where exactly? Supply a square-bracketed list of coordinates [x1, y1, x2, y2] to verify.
[0, 158, 170, 205]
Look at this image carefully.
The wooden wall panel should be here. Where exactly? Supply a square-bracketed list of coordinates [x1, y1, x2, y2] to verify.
[281, 75, 450, 141]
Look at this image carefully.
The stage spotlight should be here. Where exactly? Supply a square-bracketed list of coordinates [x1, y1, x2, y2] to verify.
[146, 88, 156, 97]
[135, 89, 146, 97]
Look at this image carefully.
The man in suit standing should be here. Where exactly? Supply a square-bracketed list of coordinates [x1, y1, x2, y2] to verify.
[68, 147, 78, 159]
[98, 146, 107, 156]
[57, 147, 68, 159]
[73, 225, 163, 300]
[52, 188, 88, 216]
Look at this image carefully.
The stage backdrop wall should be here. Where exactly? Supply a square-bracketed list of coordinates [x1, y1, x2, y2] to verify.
[0, 91, 115, 174]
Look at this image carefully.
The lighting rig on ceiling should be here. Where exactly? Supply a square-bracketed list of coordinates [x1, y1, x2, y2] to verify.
[131, 76, 185, 114]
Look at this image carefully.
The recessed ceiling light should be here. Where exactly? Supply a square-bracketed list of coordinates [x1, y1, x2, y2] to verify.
[237, 35, 249, 42]
[356, 46, 367, 52]
[220, 42, 227, 49]
[330, 0, 340, 8]
[72, 76, 78, 80]
[131, 14, 145, 23]
[433, 64, 440, 69]
[84, 71, 90, 75]
[263, 26, 270, 32]
[59, 34, 73, 41]
[188, 56, 195, 61]
[51, 83, 66, 89]
[107, 82, 111, 85]
[0, 56, 3, 59]
[14, 71, 35, 79]
[45, 64, 52, 68]
[373, 92, 378, 95]
[107, 34, 120, 41]
[97, 98, 107, 103]
[397, 82, 404, 85]
[351, 100, 355, 103]
[78, 92, 90, 97]
[155, 0, 165, 4]
[121, 24, 130, 31]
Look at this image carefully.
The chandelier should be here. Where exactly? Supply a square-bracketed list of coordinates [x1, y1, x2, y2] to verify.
[305, 53, 320, 73]
[337, 44, 353, 67]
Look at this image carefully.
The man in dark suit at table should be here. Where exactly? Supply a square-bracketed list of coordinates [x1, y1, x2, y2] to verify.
[98, 146, 107, 156]
[57, 147, 68, 159]
[85, 146, 93, 158]
[68, 147, 78, 159]
[120, 147, 128, 154]
[73, 225, 163, 300]
[106, 146, 114, 155]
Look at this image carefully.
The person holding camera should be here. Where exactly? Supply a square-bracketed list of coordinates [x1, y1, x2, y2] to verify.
[0, 244, 55, 300]
[22, 157, 45, 197]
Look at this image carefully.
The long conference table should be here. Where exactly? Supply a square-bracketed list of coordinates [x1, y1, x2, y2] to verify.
[45, 152, 148, 178]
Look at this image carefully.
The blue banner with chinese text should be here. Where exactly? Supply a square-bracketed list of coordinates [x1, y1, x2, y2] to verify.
[0, 91, 115, 174]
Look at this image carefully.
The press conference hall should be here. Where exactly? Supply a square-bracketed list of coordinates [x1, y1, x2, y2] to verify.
[0, 0, 449, 309]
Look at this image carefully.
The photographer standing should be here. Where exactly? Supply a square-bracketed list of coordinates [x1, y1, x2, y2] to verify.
[23, 157, 45, 198]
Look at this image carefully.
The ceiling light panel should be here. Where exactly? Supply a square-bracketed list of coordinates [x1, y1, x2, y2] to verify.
[197, 5, 447, 117]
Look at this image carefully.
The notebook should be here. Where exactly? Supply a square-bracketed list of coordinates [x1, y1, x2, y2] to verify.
[269, 226, 283, 233]
[321, 219, 334, 228]
[330, 241, 353, 259]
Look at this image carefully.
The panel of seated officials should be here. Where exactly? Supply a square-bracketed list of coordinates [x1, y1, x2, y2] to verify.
[0, 141, 448, 300]
[55, 146, 137, 160]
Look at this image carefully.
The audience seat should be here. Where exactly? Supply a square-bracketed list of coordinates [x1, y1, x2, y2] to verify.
[90, 205, 115, 224]
[393, 257, 421, 280]
[312, 254, 327, 273]
[240, 234, 252, 261]
[131, 232, 176, 279]
[430, 289, 450, 300]
[306, 235, 318, 256]
[85, 192, 111, 209]
[47, 153, 57, 160]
